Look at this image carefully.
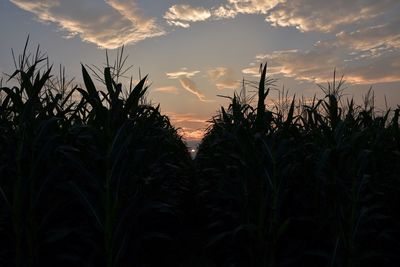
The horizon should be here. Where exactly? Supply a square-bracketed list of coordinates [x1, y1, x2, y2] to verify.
[1, 0, 400, 144]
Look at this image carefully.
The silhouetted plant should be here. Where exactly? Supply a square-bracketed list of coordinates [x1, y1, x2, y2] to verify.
[1, 40, 399, 267]
[196, 64, 400, 267]
[0, 38, 192, 267]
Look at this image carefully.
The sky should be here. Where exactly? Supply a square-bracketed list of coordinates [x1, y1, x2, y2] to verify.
[1, 0, 400, 145]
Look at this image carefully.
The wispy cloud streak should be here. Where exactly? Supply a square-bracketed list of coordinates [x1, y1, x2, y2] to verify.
[153, 86, 179, 94]
[179, 77, 209, 102]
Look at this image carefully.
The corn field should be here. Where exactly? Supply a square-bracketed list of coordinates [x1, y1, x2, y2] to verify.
[1, 41, 399, 267]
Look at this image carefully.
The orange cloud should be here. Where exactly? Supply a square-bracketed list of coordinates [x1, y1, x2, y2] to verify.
[242, 67, 260, 76]
[166, 68, 200, 79]
[166, 112, 208, 141]
[208, 67, 239, 90]
[152, 86, 179, 94]
[179, 128, 205, 141]
[166, 112, 208, 124]
[165, 68, 212, 102]
[179, 77, 208, 102]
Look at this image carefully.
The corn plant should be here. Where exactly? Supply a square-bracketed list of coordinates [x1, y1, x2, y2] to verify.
[1, 40, 399, 267]
[0, 39, 192, 267]
[195, 63, 400, 267]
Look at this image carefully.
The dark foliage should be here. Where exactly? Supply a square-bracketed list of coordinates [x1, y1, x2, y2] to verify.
[196, 65, 400, 267]
[1, 41, 399, 267]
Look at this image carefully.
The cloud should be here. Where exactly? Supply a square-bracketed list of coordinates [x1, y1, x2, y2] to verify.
[164, 4, 211, 28]
[208, 67, 229, 80]
[227, 0, 283, 14]
[266, 0, 399, 32]
[10, 0, 165, 49]
[166, 68, 211, 101]
[179, 77, 208, 102]
[179, 127, 205, 141]
[246, 2, 400, 86]
[167, 20, 190, 28]
[166, 112, 208, 124]
[210, 0, 399, 35]
[105, 0, 155, 31]
[242, 62, 285, 77]
[258, 43, 343, 83]
[344, 51, 400, 84]
[216, 80, 239, 90]
[242, 66, 260, 76]
[208, 67, 239, 90]
[249, 39, 400, 85]
[211, 0, 284, 20]
[153, 86, 179, 94]
[166, 68, 200, 79]
[242, 1, 400, 85]
[212, 5, 237, 19]
[336, 20, 400, 51]
[165, 112, 208, 141]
